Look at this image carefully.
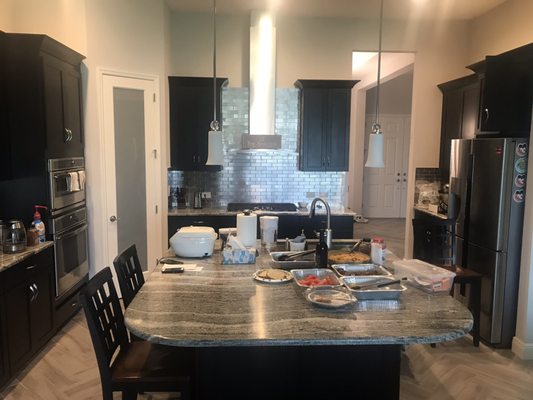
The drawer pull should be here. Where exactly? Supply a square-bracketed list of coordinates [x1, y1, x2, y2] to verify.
[29, 285, 36, 302]
[71, 301, 78, 308]
[192, 220, 204, 224]
[26, 264, 37, 270]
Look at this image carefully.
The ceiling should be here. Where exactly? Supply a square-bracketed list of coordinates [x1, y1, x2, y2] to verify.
[165, 0, 508, 20]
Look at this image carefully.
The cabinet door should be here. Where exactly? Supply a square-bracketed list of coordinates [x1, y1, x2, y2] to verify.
[169, 77, 225, 171]
[29, 262, 55, 350]
[481, 54, 533, 137]
[439, 88, 463, 174]
[461, 82, 480, 140]
[299, 88, 326, 171]
[61, 68, 84, 156]
[5, 280, 32, 373]
[43, 56, 84, 158]
[326, 89, 351, 171]
[0, 295, 10, 387]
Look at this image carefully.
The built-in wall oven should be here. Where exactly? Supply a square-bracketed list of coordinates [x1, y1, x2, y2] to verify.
[48, 157, 88, 301]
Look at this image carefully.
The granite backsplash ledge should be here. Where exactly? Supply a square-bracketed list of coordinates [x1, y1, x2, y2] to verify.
[168, 87, 346, 208]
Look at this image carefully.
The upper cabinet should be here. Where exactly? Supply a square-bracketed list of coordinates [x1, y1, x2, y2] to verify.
[3, 33, 85, 177]
[437, 74, 480, 174]
[468, 43, 533, 138]
[168, 77, 228, 171]
[295, 80, 358, 171]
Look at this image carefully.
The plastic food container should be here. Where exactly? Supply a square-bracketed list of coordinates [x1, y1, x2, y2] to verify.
[331, 264, 392, 277]
[169, 226, 217, 257]
[391, 259, 455, 293]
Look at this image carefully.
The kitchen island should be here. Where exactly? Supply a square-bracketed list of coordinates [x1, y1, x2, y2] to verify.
[124, 246, 472, 399]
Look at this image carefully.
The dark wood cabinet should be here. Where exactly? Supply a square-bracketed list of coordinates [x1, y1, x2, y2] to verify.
[0, 294, 9, 388]
[169, 77, 227, 171]
[3, 33, 85, 168]
[295, 80, 358, 171]
[437, 74, 480, 175]
[168, 214, 354, 242]
[2, 247, 55, 376]
[412, 210, 453, 265]
[0, 32, 11, 181]
[469, 44, 533, 138]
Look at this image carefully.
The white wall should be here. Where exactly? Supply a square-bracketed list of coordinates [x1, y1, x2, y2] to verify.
[2, 0, 87, 54]
[366, 72, 413, 115]
[83, 0, 168, 275]
[0, 0, 15, 31]
[467, 0, 533, 359]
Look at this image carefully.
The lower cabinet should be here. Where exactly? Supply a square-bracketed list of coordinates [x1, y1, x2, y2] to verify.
[412, 211, 454, 265]
[0, 247, 55, 381]
[168, 214, 354, 242]
[0, 295, 9, 388]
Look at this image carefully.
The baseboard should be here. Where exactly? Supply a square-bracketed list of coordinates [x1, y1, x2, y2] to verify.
[512, 336, 533, 360]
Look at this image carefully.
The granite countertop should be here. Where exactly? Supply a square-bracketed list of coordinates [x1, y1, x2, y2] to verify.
[0, 241, 54, 273]
[168, 205, 356, 217]
[124, 245, 472, 347]
[413, 205, 450, 220]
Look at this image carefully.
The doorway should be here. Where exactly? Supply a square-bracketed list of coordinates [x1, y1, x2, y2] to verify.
[362, 70, 413, 218]
[100, 71, 161, 277]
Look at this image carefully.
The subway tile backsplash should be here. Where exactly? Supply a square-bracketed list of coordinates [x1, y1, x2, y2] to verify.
[168, 87, 346, 207]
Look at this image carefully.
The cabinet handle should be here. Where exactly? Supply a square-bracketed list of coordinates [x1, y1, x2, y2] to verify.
[327, 157, 331, 166]
[397, 173, 400, 176]
[397, 179, 400, 182]
[29, 285, 36, 302]
[64, 128, 70, 143]
[192, 220, 204, 224]
[26, 264, 36, 270]
[69, 129, 73, 141]
[403, 179, 407, 182]
[33, 283, 39, 301]
[71, 301, 78, 308]
[484, 108, 489, 122]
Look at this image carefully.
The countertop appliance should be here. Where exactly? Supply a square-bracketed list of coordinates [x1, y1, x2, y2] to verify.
[170, 226, 217, 257]
[2, 220, 26, 253]
[449, 137, 529, 347]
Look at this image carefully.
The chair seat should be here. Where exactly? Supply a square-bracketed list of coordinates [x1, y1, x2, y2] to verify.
[112, 341, 195, 389]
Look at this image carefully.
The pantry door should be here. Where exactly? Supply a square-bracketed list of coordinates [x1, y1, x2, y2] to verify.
[101, 72, 161, 276]
[363, 114, 410, 218]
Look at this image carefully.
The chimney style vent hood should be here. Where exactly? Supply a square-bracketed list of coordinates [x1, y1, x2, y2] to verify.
[241, 11, 282, 150]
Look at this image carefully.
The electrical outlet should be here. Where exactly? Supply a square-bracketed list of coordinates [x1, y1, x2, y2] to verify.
[202, 192, 211, 199]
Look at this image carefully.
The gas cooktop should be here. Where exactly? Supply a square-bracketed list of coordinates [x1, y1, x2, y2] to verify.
[227, 202, 298, 212]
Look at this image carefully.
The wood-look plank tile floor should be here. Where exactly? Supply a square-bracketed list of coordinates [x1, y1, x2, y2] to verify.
[2, 311, 533, 399]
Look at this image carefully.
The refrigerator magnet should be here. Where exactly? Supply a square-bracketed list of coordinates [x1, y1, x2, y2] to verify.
[515, 158, 527, 174]
[515, 174, 526, 188]
[516, 143, 528, 157]
[513, 190, 525, 203]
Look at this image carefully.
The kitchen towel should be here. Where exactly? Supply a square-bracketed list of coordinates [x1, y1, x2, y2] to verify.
[69, 172, 80, 191]
[237, 212, 257, 247]
[77, 170, 86, 190]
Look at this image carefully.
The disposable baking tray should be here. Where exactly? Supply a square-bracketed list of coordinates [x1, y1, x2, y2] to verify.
[332, 264, 392, 277]
[341, 276, 406, 301]
[270, 251, 315, 269]
[290, 268, 342, 288]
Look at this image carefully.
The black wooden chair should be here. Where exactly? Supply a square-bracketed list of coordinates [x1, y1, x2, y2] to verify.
[113, 244, 145, 308]
[80, 267, 194, 400]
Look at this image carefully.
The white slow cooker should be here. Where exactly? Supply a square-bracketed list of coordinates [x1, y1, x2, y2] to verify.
[169, 226, 217, 257]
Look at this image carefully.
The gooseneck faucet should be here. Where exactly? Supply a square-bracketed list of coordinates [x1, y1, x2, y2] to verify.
[309, 197, 332, 249]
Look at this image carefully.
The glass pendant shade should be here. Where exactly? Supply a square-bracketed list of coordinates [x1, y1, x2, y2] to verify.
[205, 130, 224, 165]
[365, 132, 384, 168]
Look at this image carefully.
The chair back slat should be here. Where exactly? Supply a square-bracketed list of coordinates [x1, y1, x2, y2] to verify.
[113, 244, 145, 308]
[80, 267, 129, 382]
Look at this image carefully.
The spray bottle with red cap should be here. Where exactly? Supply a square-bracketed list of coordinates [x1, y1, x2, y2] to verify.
[32, 205, 48, 243]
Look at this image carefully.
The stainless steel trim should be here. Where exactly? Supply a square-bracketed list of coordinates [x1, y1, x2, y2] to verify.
[50, 207, 87, 234]
[48, 157, 84, 172]
[55, 223, 87, 241]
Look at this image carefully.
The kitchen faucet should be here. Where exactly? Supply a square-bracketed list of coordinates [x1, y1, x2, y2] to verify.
[309, 197, 332, 249]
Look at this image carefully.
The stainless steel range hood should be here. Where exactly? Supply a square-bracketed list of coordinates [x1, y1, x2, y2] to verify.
[241, 11, 282, 150]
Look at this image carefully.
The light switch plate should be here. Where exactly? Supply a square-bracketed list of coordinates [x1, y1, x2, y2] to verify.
[202, 192, 212, 199]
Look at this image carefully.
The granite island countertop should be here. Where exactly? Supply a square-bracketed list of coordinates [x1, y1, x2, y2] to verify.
[0, 241, 54, 273]
[125, 246, 472, 347]
[168, 205, 356, 217]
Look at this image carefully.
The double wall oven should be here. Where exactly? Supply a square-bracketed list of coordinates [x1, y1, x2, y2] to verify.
[48, 157, 88, 301]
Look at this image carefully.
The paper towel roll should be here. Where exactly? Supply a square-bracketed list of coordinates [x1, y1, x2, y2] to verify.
[237, 212, 257, 247]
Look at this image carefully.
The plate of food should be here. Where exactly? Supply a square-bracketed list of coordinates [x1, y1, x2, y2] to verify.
[305, 286, 356, 308]
[327, 250, 371, 265]
[253, 268, 293, 283]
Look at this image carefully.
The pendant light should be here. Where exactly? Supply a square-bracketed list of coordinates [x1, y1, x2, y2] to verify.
[205, 0, 224, 166]
[365, 0, 385, 168]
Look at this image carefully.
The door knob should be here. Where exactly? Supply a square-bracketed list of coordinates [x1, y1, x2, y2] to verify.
[109, 215, 118, 222]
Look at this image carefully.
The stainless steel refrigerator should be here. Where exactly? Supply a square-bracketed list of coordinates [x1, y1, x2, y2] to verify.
[449, 137, 529, 347]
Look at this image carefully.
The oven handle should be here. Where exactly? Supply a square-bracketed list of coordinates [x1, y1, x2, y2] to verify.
[55, 223, 88, 241]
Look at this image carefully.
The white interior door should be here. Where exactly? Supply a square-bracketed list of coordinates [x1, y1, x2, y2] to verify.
[363, 114, 410, 218]
[101, 73, 161, 277]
